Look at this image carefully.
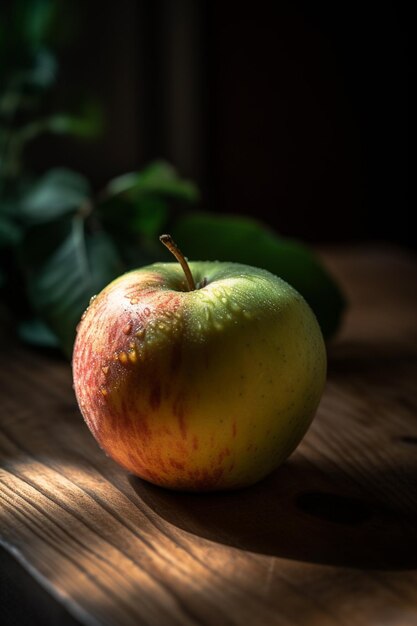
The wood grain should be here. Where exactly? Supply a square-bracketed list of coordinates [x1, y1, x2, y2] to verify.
[1, 245, 417, 626]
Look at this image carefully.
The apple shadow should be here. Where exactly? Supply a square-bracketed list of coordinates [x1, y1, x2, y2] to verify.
[129, 457, 417, 570]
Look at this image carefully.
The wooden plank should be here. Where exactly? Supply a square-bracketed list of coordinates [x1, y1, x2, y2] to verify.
[1, 246, 417, 626]
[0, 545, 80, 626]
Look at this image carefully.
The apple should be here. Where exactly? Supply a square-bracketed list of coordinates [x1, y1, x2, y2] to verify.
[72, 235, 326, 491]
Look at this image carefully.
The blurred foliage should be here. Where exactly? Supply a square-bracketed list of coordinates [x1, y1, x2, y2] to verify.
[0, 0, 345, 358]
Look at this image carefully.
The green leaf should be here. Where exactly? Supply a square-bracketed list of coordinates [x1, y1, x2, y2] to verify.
[45, 100, 104, 139]
[106, 160, 200, 203]
[98, 161, 199, 265]
[19, 214, 74, 267]
[22, 47, 57, 89]
[0, 214, 21, 247]
[4, 48, 58, 93]
[18, 317, 59, 348]
[131, 196, 168, 238]
[97, 193, 165, 268]
[20, 0, 56, 48]
[0, 0, 55, 55]
[27, 217, 123, 357]
[19, 168, 91, 224]
[5, 102, 103, 158]
[171, 213, 346, 339]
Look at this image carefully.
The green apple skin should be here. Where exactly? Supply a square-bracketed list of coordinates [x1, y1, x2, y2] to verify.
[72, 262, 326, 491]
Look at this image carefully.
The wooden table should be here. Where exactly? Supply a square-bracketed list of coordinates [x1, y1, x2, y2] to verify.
[1, 246, 416, 626]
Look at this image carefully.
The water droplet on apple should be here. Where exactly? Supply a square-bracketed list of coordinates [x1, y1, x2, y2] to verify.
[128, 349, 137, 364]
[89, 294, 97, 305]
[101, 365, 109, 375]
[100, 386, 108, 397]
[144, 307, 151, 317]
[118, 351, 128, 365]
[135, 327, 145, 338]
[123, 322, 133, 335]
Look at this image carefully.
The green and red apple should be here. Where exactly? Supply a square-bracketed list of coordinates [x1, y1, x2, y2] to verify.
[72, 235, 326, 491]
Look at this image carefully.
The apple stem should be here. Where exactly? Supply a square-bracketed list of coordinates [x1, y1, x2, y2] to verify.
[159, 234, 196, 291]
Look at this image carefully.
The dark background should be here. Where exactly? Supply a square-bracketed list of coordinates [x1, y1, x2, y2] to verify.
[31, 0, 410, 246]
